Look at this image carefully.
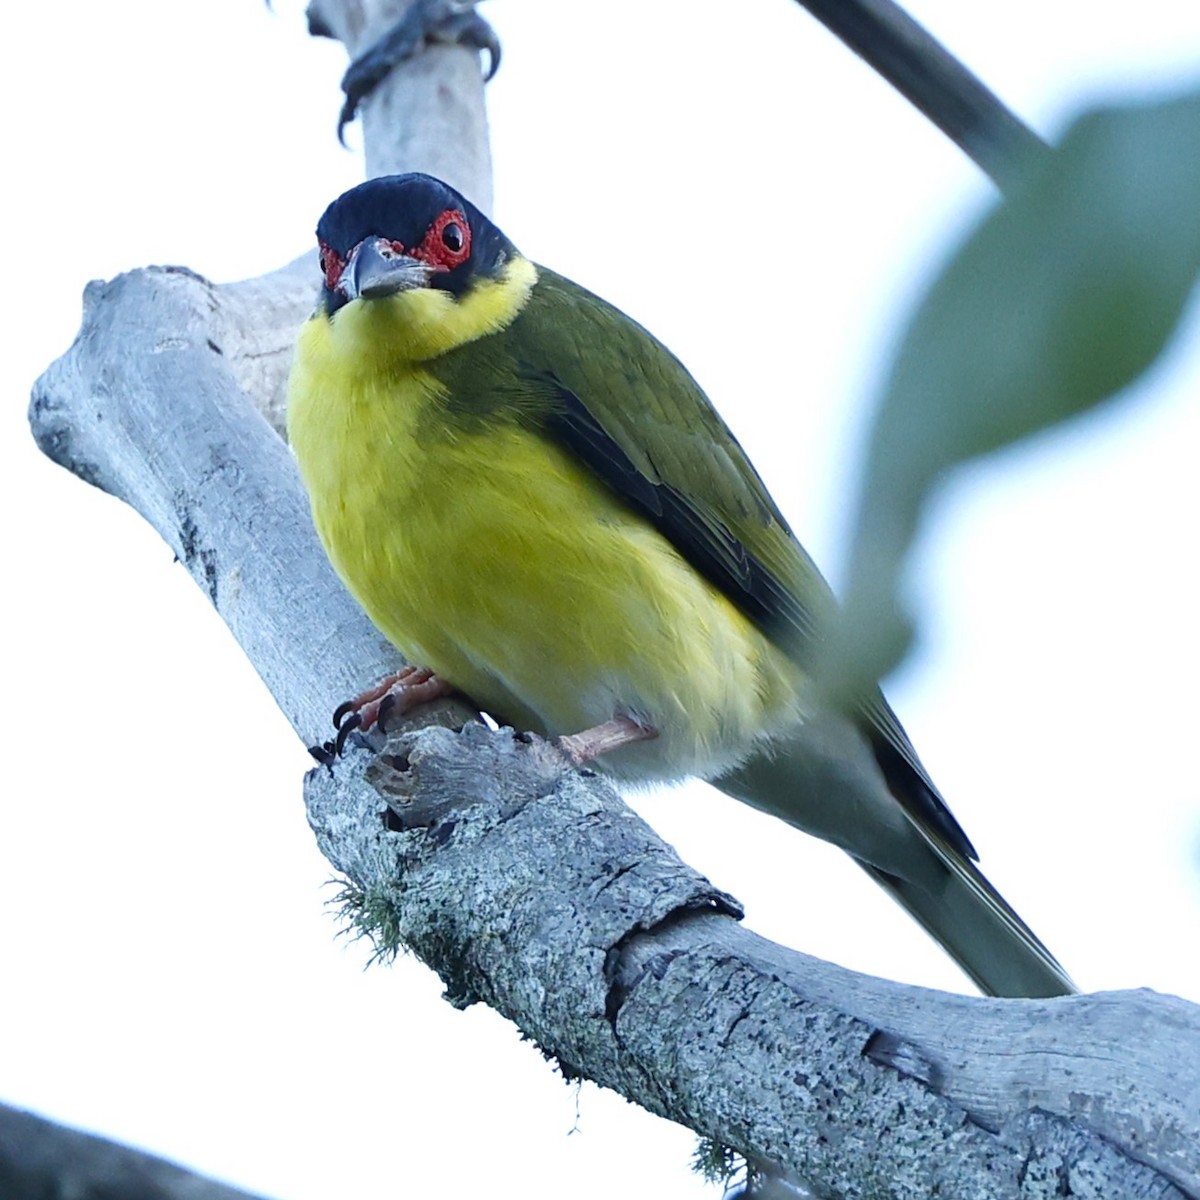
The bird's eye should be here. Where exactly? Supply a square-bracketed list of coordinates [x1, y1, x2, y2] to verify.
[414, 209, 471, 271]
[319, 253, 328, 274]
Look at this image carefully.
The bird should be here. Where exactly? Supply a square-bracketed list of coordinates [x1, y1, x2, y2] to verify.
[287, 172, 1075, 999]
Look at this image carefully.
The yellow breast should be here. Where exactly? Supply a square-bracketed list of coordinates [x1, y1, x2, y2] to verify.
[287, 293, 804, 783]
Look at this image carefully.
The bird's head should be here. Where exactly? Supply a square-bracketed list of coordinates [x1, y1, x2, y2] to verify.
[312, 173, 535, 363]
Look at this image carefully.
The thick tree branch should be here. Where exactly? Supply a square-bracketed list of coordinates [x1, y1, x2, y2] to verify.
[26, 2, 1200, 1198]
[310, 722, 1199, 1198]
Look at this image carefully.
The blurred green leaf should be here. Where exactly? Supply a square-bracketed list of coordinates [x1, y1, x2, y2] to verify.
[828, 85, 1200, 702]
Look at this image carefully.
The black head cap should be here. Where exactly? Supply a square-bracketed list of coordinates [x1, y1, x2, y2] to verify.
[316, 173, 517, 310]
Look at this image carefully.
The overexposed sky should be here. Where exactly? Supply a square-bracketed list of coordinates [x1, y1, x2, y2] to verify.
[5, 2, 1199, 1197]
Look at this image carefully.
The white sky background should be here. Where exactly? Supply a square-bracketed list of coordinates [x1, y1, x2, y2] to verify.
[4, 1, 1199, 1197]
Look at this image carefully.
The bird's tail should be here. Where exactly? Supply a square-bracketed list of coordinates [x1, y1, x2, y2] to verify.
[712, 718, 1076, 999]
[855, 852, 1076, 999]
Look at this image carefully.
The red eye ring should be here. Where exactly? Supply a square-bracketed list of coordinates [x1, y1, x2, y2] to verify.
[318, 241, 345, 292]
[414, 208, 471, 270]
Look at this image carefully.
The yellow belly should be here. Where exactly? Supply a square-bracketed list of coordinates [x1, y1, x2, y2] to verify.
[289, 342, 804, 782]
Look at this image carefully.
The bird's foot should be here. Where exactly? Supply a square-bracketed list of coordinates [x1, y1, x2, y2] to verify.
[330, 665, 453, 755]
[558, 716, 658, 766]
[338, 0, 501, 143]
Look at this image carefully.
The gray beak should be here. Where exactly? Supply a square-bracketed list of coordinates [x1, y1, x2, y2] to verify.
[340, 237, 432, 301]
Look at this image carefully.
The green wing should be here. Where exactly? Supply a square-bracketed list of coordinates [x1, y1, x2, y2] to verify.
[435, 264, 975, 859]
[509, 268, 835, 650]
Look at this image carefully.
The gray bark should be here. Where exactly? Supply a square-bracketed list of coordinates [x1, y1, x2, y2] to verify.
[25, 3, 1200, 1198]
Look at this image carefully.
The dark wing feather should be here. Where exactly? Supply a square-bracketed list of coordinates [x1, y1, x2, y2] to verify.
[505, 269, 834, 648]
[546, 382, 820, 644]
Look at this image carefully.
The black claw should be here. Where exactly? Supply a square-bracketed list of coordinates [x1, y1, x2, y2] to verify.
[452, 9, 501, 81]
[377, 692, 397, 734]
[309, 741, 337, 764]
[332, 699, 358, 729]
[308, 10, 334, 38]
[337, 0, 502, 144]
[334, 711, 363, 756]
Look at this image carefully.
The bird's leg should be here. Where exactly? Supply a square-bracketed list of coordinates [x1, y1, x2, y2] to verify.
[332, 665, 453, 754]
[336, 0, 501, 144]
[558, 716, 658, 765]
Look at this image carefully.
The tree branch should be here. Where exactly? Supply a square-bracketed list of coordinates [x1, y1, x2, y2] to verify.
[0, 1101, 273, 1200]
[791, 0, 1049, 190]
[25, 3, 1200, 1198]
